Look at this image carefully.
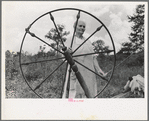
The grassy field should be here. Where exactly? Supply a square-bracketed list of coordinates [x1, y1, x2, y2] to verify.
[5, 51, 144, 98]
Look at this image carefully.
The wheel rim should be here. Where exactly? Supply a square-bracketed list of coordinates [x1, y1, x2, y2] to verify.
[19, 8, 116, 98]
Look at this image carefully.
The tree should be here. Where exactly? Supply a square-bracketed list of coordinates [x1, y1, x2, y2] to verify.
[103, 46, 110, 55]
[5, 50, 19, 79]
[45, 24, 70, 53]
[5, 50, 11, 58]
[118, 42, 133, 54]
[92, 40, 110, 55]
[120, 4, 144, 53]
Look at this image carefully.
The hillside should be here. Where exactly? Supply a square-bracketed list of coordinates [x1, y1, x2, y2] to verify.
[5, 50, 144, 98]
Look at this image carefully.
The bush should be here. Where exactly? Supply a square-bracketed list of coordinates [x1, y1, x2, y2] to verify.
[126, 51, 144, 66]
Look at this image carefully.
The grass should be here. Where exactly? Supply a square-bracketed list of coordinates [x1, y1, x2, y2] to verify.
[96, 53, 144, 98]
[5, 52, 144, 98]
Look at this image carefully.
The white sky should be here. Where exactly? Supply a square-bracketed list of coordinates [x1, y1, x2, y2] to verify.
[2, 1, 142, 54]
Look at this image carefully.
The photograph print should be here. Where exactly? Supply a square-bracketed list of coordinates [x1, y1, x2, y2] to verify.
[3, 2, 146, 99]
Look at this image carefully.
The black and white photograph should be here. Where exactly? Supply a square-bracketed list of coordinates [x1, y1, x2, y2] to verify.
[2, 1, 148, 120]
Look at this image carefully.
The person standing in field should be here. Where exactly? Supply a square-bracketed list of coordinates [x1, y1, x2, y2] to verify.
[65, 20, 107, 98]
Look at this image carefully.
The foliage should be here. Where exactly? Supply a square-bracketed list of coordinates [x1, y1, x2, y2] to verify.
[92, 39, 110, 55]
[45, 24, 70, 51]
[120, 4, 144, 53]
[5, 50, 19, 80]
[117, 50, 144, 67]
[5, 49, 144, 98]
[97, 53, 144, 98]
[5, 49, 66, 98]
[125, 51, 144, 66]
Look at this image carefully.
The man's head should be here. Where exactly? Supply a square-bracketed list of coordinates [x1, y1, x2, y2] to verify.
[74, 20, 86, 36]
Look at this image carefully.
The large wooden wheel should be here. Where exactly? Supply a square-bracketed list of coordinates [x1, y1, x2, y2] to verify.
[19, 8, 116, 98]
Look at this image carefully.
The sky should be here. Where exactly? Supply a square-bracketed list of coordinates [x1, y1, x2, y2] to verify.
[2, 1, 143, 54]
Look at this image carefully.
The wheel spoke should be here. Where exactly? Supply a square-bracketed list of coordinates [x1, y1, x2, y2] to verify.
[21, 56, 65, 65]
[26, 30, 64, 54]
[72, 25, 103, 54]
[74, 59, 108, 82]
[70, 10, 80, 48]
[33, 59, 66, 91]
[72, 50, 114, 58]
[49, 12, 65, 47]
